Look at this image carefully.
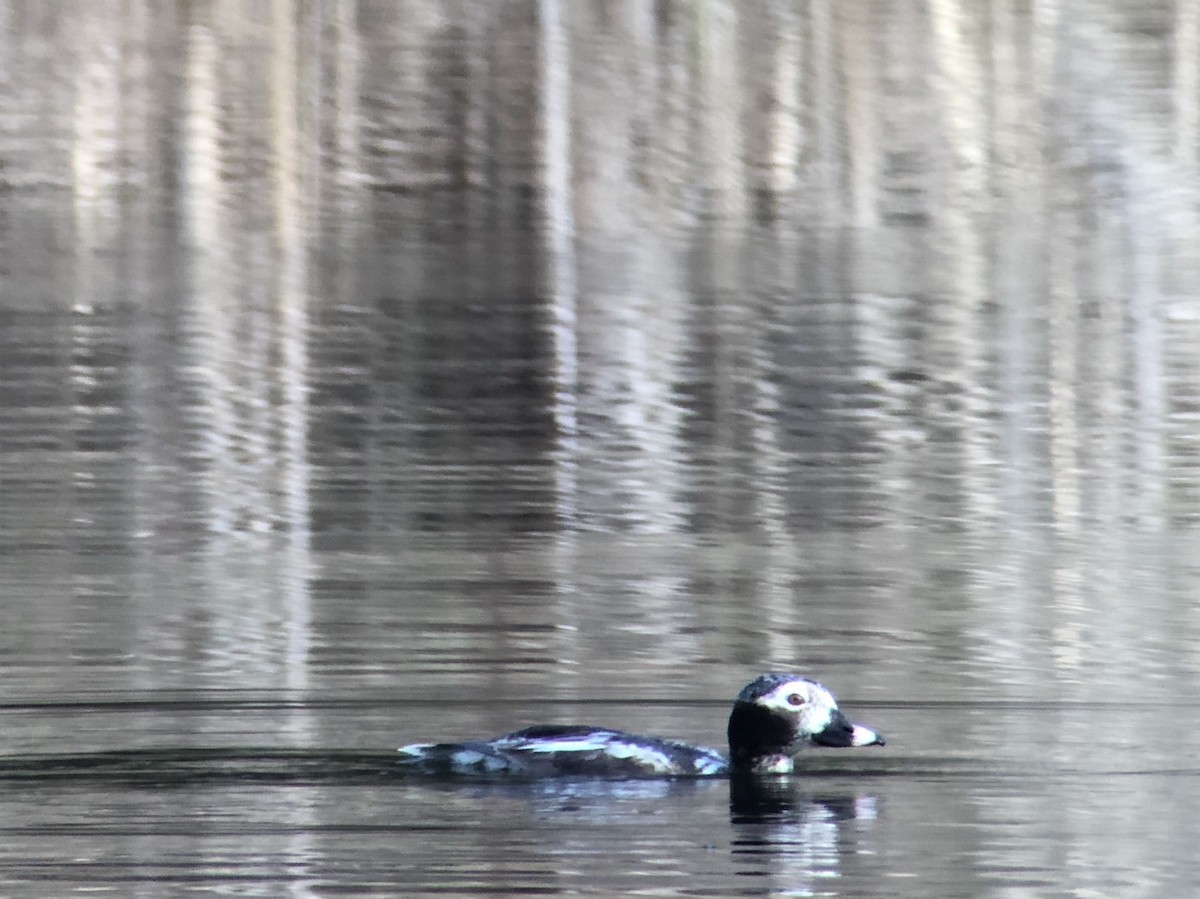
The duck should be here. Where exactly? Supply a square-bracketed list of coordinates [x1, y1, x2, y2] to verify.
[396, 673, 884, 778]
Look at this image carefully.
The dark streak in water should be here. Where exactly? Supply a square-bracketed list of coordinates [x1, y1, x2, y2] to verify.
[0, 749, 406, 785]
[2, 748, 1191, 786]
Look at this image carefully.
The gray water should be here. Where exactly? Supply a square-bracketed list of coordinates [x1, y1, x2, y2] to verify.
[4, 287, 1200, 896]
[4, 2, 1200, 897]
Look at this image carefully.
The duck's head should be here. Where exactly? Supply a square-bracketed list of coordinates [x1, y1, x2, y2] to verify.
[726, 673, 885, 773]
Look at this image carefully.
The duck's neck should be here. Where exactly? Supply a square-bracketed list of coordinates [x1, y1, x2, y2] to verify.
[726, 701, 797, 772]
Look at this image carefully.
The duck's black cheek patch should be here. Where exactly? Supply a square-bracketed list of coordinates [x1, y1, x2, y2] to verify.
[727, 702, 794, 765]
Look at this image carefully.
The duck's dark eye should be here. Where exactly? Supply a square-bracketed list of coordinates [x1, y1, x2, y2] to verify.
[786, 692, 805, 707]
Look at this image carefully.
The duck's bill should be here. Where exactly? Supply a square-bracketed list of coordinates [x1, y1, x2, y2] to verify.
[812, 708, 886, 748]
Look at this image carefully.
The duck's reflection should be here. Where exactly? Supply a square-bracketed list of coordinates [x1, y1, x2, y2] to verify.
[729, 774, 879, 893]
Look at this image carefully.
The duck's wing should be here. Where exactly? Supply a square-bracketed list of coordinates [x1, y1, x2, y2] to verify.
[495, 726, 729, 777]
[395, 726, 608, 777]
[399, 725, 729, 778]
[657, 737, 729, 776]
[397, 738, 524, 775]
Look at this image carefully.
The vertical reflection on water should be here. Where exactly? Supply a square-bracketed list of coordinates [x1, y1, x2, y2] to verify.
[536, 1, 585, 692]
[181, 12, 242, 535]
[272, 0, 313, 547]
[1045, 118, 1086, 682]
[926, 0, 995, 545]
[729, 777, 882, 896]
[573, 250, 692, 533]
[731, 231, 811, 666]
[748, 255, 796, 667]
[270, 0, 314, 706]
[536, 0, 580, 530]
[1, 0, 1199, 706]
[173, 6, 315, 539]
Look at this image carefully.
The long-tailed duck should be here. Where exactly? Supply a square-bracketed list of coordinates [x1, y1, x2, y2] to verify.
[397, 673, 884, 778]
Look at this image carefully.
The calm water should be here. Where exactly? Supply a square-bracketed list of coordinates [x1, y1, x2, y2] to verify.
[3, 288, 1200, 896]
[5, 2, 1200, 895]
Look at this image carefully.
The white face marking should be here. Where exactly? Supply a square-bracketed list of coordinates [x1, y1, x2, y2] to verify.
[754, 678, 839, 737]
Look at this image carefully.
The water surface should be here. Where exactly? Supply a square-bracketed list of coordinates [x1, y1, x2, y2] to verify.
[4, 2, 1200, 895]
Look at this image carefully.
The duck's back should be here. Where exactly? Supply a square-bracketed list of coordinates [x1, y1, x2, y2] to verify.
[398, 724, 729, 778]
